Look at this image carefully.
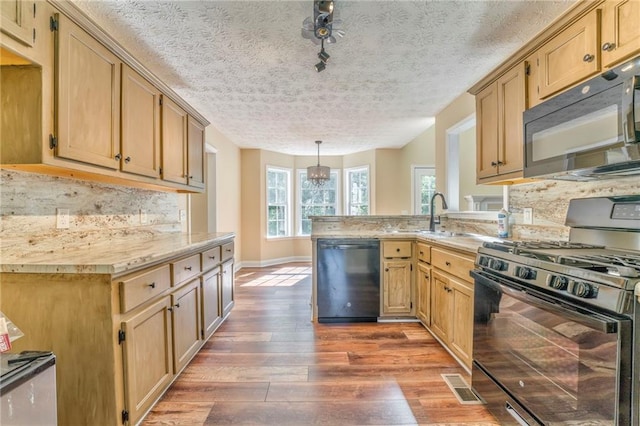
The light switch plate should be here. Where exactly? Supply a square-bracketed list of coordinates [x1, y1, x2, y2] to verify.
[179, 209, 187, 223]
[523, 208, 533, 225]
[56, 208, 70, 229]
[140, 210, 148, 224]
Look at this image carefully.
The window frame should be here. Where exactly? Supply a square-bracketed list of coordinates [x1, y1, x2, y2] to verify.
[344, 165, 370, 216]
[412, 166, 436, 215]
[266, 166, 292, 238]
[296, 168, 341, 236]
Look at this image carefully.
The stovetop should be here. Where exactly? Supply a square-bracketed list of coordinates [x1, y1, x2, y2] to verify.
[481, 241, 640, 278]
[476, 240, 640, 314]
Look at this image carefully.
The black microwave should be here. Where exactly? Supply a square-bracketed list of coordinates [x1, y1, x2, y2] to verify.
[523, 56, 640, 180]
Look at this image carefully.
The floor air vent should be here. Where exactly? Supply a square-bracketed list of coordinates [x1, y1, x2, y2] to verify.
[441, 374, 483, 405]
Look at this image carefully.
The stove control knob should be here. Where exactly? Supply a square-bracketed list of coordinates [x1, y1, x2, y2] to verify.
[516, 266, 536, 280]
[489, 259, 507, 271]
[548, 275, 568, 290]
[572, 281, 595, 298]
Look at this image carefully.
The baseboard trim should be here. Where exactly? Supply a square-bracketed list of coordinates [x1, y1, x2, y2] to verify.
[236, 256, 311, 269]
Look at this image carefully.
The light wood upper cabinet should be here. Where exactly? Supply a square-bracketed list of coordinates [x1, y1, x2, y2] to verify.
[121, 64, 161, 178]
[55, 13, 121, 169]
[187, 115, 205, 189]
[601, 0, 640, 68]
[1, 0, 34, 47]
[161, 96, 188, 185]
[476, 83, 499, 180]
[538, 9, 600, 99]
[476, 63, 525, 183]
[121, 296, 174, 426]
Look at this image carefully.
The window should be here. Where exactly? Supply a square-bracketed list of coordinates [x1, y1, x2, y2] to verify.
[345, 166, 369, 215]
[413, 167, 436, 214]
[266, 167, 291, 237]
[298, 170, 340, 235]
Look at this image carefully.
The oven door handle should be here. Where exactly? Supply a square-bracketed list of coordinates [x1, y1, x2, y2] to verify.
[472, 270, 619, 334]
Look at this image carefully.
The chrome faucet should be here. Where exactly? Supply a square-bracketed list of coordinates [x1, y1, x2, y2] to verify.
[429, 192, 448, 232]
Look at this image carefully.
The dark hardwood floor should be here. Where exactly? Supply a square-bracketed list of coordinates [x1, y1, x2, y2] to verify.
[142, 263, 498, 425]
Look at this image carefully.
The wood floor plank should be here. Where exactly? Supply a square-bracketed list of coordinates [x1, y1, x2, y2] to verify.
[203, 401, 419, 425]
[142, 262, 498, 425]
[161, 382, 270, 402]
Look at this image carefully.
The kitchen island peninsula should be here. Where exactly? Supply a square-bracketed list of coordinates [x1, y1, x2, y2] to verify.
[0, 231, 235, 426]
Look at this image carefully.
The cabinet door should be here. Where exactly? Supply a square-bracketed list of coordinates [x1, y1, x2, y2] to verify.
[1, 0, 34, 46]
[497, 63, 525, 176]
[121, 297, 173, 426]
[221, 260, 235, 317]
[121, 64, 161, 178]
[538, 9, 599, 99]
[382, 260, 412, 315]
[416, 263, 431, 326]
[601, 0, 640, 68]
[475, 82, 499, 180]
[449, 278, 474, 369]
[201, 268, 221, 340]
[55, 13, 121, 169]
[161, 96, 188, 184]
[171, 279, 201, 373]
[187, 116, 205, 189]
[430, 271, 452, 343]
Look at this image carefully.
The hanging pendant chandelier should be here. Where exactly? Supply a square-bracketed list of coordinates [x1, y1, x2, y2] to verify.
[307, 140, 330, 187]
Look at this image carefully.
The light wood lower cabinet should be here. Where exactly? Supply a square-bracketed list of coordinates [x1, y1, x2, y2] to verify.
[121, 297, 174, 425]
[381, 240, 413, 317]
[221, 259, 235, 317]
[425, 245, 475, 371]
[430, 269, 474, 370]
[0, 238, 234, 426]
[416, 262, 431, 326]
[171, 279, 201, 373]
[202, 268, 222, 340]
[382, 260, 412, 315]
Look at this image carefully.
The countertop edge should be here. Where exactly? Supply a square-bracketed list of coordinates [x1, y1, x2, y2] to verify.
[1, 232, 236, 275]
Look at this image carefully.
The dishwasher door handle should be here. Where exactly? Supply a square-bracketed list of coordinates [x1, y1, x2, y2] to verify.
[318, 242, 379, 250]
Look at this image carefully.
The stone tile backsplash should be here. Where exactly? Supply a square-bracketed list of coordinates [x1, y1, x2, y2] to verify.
[1, 170, 183, 249]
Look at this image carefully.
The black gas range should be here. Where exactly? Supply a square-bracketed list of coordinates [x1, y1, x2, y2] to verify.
[476, 239, 639, 315]
[471, 195, 640, 426]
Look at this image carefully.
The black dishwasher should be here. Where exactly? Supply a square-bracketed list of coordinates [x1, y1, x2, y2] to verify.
[317, 239, 380, 323]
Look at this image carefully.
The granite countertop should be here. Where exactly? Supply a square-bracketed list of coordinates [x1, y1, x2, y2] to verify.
[1, 231, 235, 275]
[312, 231, 503, 255]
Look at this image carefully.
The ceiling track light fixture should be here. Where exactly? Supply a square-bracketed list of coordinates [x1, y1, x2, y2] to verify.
[315, 39, 330, 72]
[307, 140, 330, 187]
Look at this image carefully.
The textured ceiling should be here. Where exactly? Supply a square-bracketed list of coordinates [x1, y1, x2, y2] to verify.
[74, 0, 574, 156]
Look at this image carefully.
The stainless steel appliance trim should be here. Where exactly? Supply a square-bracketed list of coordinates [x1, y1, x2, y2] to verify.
[505, 402, 531, 426]
[472, 270, 619, 333]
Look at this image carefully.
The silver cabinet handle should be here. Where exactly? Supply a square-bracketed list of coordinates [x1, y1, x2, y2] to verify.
[115, 153, 122, 161]
[124, 156, 131, 163]
[185, 266, 192, 271]
[147, 282, 156, 289]
[602, 42, 615, 52]
[583, 53, 594, 62]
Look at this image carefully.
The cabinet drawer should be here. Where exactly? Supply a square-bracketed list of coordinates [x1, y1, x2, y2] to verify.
[432, 248, 474, 283]
[416, 242, 431, 263]
[382, 241, 412, 258]
[202, 246, 221, 271]
[172, 254, 201, 286]
[221, 241, 234, 262]
[119, 264, 171, 313]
